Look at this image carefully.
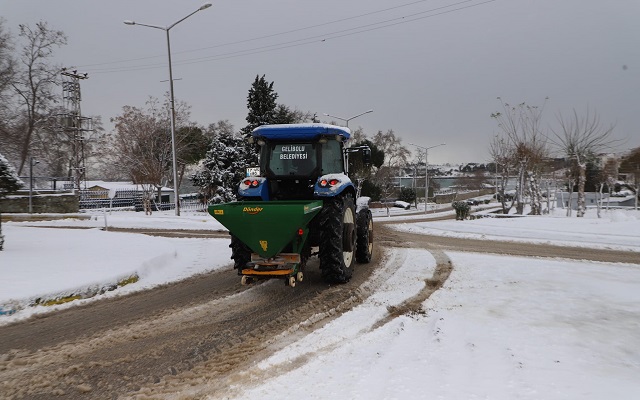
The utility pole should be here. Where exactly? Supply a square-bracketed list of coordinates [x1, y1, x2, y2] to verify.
[60, 68, 93, 191]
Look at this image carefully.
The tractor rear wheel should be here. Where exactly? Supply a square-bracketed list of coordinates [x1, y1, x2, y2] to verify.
[356, 208, 373, 263]
[230, 234, 251, 275]
[319, 194, 356, 284]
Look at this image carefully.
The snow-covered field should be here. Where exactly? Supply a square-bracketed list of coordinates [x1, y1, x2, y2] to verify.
[1, 206, 639, 399]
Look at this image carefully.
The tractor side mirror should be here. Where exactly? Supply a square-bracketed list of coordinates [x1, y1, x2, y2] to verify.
[362, 147, 371, 166]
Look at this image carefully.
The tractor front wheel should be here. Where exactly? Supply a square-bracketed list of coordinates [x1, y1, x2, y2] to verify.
[319, 194, 356, 284]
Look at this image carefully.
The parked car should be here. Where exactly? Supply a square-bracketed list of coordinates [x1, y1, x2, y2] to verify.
[394, 200, 411, 210]
[466, 198, 480, 206]
[494, 192, 515, 202]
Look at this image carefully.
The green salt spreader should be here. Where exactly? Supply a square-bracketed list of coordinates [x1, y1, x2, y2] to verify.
[206, 123, 375, 287]
[209, 200, 324, 287]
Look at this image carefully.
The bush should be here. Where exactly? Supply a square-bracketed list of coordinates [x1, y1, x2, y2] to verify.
[361, 180, 382, 201]
[452, 200, 471, 220]
[398, 187, 416, 204]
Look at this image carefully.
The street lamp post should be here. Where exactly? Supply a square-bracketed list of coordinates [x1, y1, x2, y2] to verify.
[29, 157, 39, 214]
[409, 143, 446, 214]
[124, 3, 212, 216]
[323, 109, 373, 128]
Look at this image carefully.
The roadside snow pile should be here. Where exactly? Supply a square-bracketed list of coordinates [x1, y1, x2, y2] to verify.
[390, 209, 640, 252]
[0, 220, 231, 322]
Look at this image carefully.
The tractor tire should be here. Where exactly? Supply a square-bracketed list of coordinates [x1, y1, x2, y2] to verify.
[355, 208, 373, 263]
[319, 194, 357, 284]
[230, 234, 251, 275]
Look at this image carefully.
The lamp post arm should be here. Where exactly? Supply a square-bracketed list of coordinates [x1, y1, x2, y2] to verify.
[347, 109, 374, 121]
[126, 21, 166, 30]
[323, 113, 346, 123]
[168, 8, 202, 30]
[323, 109, 373, 128]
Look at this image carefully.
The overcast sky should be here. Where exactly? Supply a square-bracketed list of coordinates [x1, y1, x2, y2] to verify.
[3, 0, 639, 164]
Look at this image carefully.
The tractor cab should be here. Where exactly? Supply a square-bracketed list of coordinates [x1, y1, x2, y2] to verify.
[243, 124, 354, 201]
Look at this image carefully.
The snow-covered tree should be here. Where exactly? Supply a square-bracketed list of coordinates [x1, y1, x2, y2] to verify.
[0, 152, 23, 197]
[1, 152, 24, 251]
[191, 122, 246, 204]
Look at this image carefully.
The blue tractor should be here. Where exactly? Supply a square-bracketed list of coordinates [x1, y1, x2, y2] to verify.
[208, 123, 374, 286]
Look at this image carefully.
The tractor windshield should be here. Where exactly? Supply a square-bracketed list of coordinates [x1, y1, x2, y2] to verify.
[266, 143, 317, 176]
[319, 140, 343, 174]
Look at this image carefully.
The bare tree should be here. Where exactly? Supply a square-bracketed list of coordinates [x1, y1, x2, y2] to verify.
[552, 108, 617, 217]
[9, 22, 67, 175]
[0, 19, 15, 134]
[372, 129, 409, 214]
[109, 104, 169, 188]
[375, 166, 397, 216]
[489, 134, 515, 213]
[491, 99, 549, 215]
[105, 96, 201, 193]
[596, 157, 619, 215]
[373, 129, 410, 169]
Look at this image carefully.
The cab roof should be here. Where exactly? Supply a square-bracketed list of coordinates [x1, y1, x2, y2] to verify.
[251, 123, 351, 141]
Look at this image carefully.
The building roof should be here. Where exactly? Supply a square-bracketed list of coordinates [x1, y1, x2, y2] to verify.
[84, 181, 173, 192]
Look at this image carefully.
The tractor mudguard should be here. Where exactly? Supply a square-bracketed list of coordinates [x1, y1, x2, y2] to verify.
[238, 176, 269, 200]
[314, 173, 355, 198]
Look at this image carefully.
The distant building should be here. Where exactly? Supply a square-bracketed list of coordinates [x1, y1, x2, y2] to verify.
[80, 181, 174, 210]
[556, 192, 636, 209]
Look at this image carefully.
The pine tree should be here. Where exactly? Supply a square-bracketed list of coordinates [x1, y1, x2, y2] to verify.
[241, 74, 279, 136]
[1, 153, 23, 251]
[239, 74, 279, 170]
[0, 152, 24, 198]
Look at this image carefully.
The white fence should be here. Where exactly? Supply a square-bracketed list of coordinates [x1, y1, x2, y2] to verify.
[79, 190, 207, 212]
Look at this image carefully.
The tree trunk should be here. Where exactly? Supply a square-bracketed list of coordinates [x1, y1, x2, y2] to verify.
[17, 120, 35, 176]
[515, 164, 526, 215]
[528, 171, 542, 215]
[566, 177, 574, 217]
[577, 163, 587, 217]
[597, 183, 603, 218]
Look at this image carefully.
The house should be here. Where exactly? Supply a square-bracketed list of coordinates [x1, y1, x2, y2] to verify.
[80, 181, 174, 210]
[556, 191, 637, 209]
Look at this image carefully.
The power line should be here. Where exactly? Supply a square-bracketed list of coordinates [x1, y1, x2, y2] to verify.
[82, 0, 496, 74]
[76, 0, 443, 69]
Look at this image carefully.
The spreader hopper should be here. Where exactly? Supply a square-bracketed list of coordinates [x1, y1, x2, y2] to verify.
[208, 200, 323, 260]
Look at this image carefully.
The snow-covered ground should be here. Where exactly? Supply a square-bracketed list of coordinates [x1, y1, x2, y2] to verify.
[1, 206, 639, 399]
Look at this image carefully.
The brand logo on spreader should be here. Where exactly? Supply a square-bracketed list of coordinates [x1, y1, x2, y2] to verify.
[243, 206, 263, 215]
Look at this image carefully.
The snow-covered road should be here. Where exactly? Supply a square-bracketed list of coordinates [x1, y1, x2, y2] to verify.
[1, 207, 639, 399]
